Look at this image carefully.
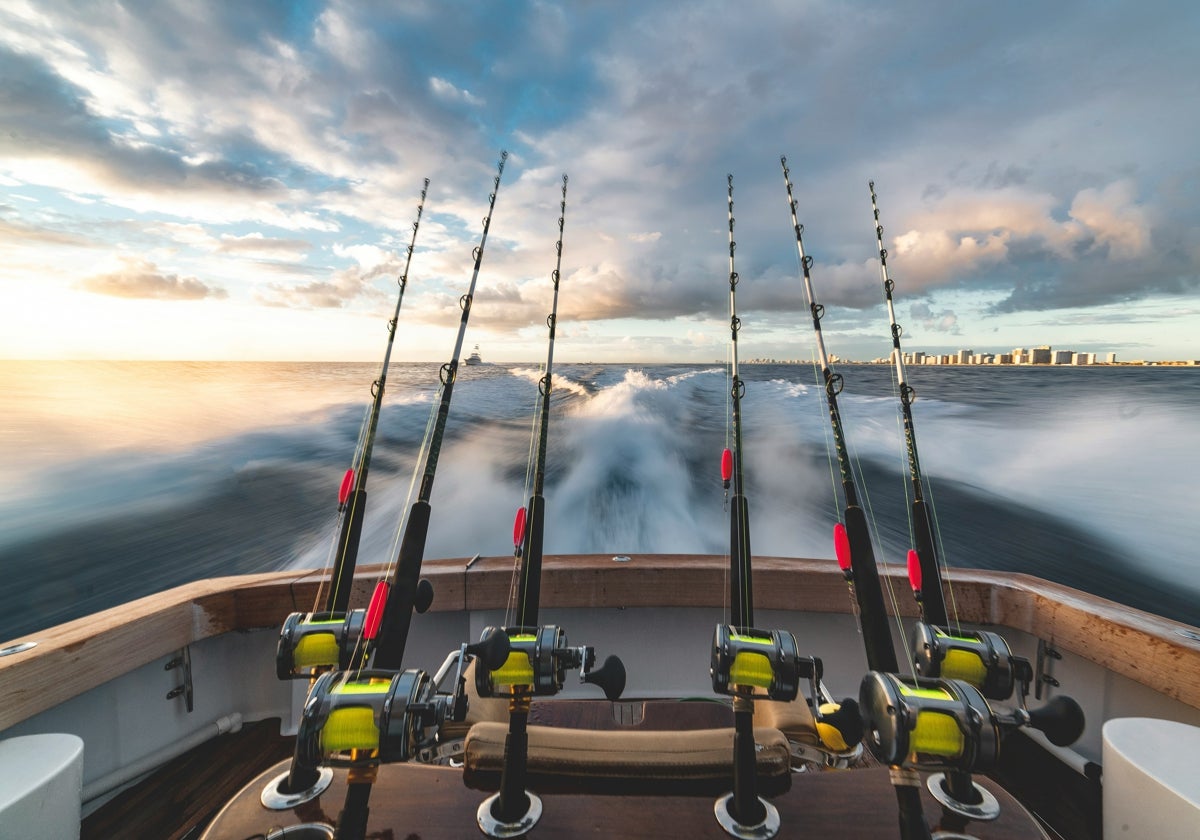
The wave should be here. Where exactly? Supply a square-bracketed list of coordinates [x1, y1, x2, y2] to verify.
[1, 362, 1196, 641]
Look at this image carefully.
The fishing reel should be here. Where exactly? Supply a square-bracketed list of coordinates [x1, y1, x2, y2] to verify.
[292, 626, 513, 770]
[710, 625, 806, 701]
[292, 668, 446, 768]
[265, 631, 510, 810]
[710, 625, 862, 755]
[911, 622, 1033, 701]
[473, 624, 626, 700]
[860, 671, 1084, 819]
[276, 580, 435, 680]
[276, 610, 365, 679]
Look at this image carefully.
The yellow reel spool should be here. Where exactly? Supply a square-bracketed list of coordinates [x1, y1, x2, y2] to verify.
[293, 631, 341, 670]
[730, 651, 775, 689]
[322, 707, 380, 753]
[910, 710, 965, 758]
[711, 625, 803, 701]
[896, 681, 967, 760]
[491, 639, 536, 687]
[860, 671, 995, 769]
[319, 677, 390, 753]
[941, 648, 987, 687]
[276, 610, 366, 679]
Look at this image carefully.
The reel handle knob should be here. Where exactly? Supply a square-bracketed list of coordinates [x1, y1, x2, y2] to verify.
[468, 627, 512, 671]
[1026, 694, 1085, 747]
[583, 654, 626, 701]
[414, 579, 435, 614]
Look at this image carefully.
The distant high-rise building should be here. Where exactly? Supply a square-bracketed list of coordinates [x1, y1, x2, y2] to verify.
[957, 349, 974, 364]
[1106, 352, 1118, 364]
[1053, 350, 1073, 364]
[1030, 346, 1052, 364]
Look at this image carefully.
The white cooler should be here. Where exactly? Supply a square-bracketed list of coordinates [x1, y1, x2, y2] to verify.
[1103, 717, 1200, 839]
[0, 733, 84, 840]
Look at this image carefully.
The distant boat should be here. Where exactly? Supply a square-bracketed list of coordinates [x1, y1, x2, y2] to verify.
[465, 344, 483, 365]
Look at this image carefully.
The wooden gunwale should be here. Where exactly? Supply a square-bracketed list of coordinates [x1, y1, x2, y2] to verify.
[2, 554, 1198, 731]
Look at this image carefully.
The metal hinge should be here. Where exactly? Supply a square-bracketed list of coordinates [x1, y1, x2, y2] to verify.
[1035, 639, 1062, 701]
[165, 646, 194, 713]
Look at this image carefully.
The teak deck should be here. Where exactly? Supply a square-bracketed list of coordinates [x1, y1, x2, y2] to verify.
[81, 718, 292, 840]
[81, 702, 1051, 840]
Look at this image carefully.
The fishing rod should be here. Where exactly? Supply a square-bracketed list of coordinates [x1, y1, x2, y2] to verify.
[713, 173, 773, 838]
[475, 174, 625, 838]
[779, 158, 933, 840]
[511, 173, 568, 628]
[317, 152, 509, 840]
[708, 174, 827, 840]
[779, 158, 897, 674]
[862, 182, 1088, 833]
[326, 178, 431, 615]
[276, 180, 430, 675]
[868, 181, 948, 626]
[270, 178, 430, 800]
[372, 151, 508, 668]
[724, 173, 754, 630]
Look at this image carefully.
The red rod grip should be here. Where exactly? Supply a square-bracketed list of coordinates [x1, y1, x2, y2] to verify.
[834, 522, 852, 572]
[513, 506, 527, 549]
[906, 549, 922, 594]
[338, 468, 355, 505]
[363, 580, 390, 640]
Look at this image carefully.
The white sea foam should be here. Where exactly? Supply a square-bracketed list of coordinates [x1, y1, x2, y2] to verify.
[4, 362, 1197, 640]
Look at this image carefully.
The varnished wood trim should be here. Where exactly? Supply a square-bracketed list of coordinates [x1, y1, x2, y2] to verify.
[3, 555, 1197, 731]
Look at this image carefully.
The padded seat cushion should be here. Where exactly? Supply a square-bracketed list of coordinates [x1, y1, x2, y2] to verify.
[463, 721, 790, 781]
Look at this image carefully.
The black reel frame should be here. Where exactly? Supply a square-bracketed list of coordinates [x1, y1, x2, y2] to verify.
[473, 624, 625, 700]
[263, 630, 510, 812]
[294, 668, 445, 768]
[276, 609, 366, 680]
[911, 621, 1035, 702]
[860, 670, 1085, 826]
[710, 624, 811, 702]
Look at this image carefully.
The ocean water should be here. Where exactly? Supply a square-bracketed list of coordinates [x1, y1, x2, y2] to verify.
[1, 359, 1197, 642]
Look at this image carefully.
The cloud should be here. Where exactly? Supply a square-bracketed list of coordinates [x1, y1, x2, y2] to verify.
[260, 263, 390, 309]
[217, 232, 312, 261]
[429, 77, 484, 106]
[0, 46, 289, 198]
[1068, 180, 1150, 259]
[78, 258, 227, 300]
[2, 0, 1198, 360]
[909, 302, 959, 333]
[0, 218, 96, 249]
[333, 244, 402, 273]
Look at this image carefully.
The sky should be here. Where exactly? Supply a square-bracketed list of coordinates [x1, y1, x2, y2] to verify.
[1, 0, 1197, 363]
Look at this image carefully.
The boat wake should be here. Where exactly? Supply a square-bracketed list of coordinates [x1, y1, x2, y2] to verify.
[1, 363, 1196, 641]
